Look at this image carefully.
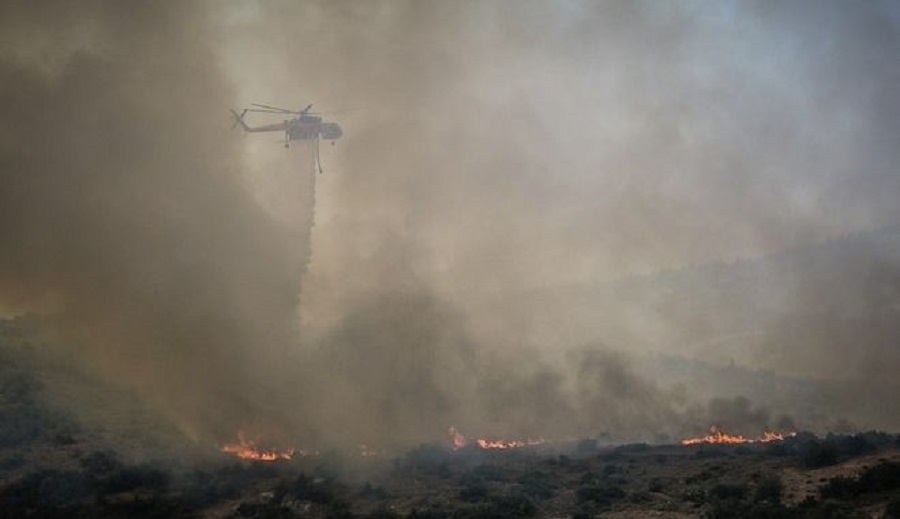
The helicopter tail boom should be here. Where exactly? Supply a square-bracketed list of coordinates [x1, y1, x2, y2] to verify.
[231, 109, 290, 133]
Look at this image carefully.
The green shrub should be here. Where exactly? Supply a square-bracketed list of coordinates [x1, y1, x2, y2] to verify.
[576, 483, 625, 507]
[101, 464, 169, 494]
[709, 483, 747, 501]
[798, 440, 839, 468]
[818, 461, 900, 502]
[288, 473, 339, 505]
[458, 478, 489, 502]
[820, 476, 858, 500]
[754, 475, 784, 504]
[517, 472, 556, 500]
[857, 461, 900, 493]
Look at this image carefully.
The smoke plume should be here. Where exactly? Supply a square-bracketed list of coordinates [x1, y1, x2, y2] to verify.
[1, 1, 899, 452]
[0, 1, 307, 442]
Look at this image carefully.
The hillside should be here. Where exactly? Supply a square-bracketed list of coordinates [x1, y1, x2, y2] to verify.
[485, 226, 900, 431]
[2, 317, 900, 518]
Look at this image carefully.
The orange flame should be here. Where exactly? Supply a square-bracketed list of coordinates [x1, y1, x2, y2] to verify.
[680, 425, 795, 446]
[221, 432, 299, 461]
[475, 438, 546, 449]
[449, 426, 546, 450]
[449, 426, 468, 450]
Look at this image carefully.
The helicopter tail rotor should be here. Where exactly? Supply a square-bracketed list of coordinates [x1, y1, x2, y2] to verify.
[230, 109, 252, 131]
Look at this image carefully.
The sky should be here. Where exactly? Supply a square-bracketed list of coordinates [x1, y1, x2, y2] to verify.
[223, 0, 900, 287]
[0, 0, 898, 449]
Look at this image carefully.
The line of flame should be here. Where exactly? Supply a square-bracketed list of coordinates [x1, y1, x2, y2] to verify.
[680, 426, 796, 446]
[449, 426, 546, 450]
[221, 432, 299, 461]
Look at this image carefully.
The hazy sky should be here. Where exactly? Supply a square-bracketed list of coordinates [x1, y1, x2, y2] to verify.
[1, 1, 898, 448]
[222, 0, 900, 293]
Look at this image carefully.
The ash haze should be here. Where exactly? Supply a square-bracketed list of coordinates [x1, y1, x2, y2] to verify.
[1, 0, 899, 454]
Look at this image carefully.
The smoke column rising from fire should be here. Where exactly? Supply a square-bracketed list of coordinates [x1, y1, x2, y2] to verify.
[0, 1, 899, 452]
[0, 1, 309, 442]
[225, 0, 900, 440]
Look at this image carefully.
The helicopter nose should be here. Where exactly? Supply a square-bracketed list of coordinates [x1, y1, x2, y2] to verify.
[321, 123, 342, 140]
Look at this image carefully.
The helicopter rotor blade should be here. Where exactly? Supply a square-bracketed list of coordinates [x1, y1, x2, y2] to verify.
[251, 103, 296, 113]
[244, 108, 291, 114]
[244, 102, 340, 117]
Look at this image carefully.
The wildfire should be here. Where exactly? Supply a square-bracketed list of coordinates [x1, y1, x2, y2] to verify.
[449, 426, 468, 450]
[221, 432, 299, 461]
[475, 438, 546, 449]
[449, 426, 546, 451]
[680, 425, 795, 446]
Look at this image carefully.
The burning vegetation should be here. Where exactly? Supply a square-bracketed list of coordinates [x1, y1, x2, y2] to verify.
[1, 332, 899, 518]
[220, 432, 299, 462]
[449, 426, 547, 451]
[680, 425, 796, 446]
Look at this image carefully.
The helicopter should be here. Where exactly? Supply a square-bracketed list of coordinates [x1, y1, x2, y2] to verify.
[231, 103, 343, 173]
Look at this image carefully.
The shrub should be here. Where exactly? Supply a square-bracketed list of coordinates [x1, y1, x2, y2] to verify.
[884, 496, 900, 519]
[365, 504, 403, 519]
[183, 468, 242, 508]
[80, 449, 123, 476]
[602, 464, 621, 477]
[709, 483, 747, 501]
[799, 440, 839, 468]
[835, 434, 876, 458]
[472, 464, 507, 482]
[517, 472, 556, 500]
[407, 506, 450, 519]
[458, 478, 489, 502]
[693, 448, 727, 460]
[764, 442, 795, 458]
[489, 492, 537, 518]
[400, 444, 451, 474]
[101, 464, 169, 494]
[576, 483, 625, 507]
[754, 475, 784, 504]
[857, 461, 900, 493]
[818, 461, 900, 502]
[236, 500, 293, 518]
[288, 473, 339, 505]
[0, 405, 43, 447]
[820, 476, 859, 500]
[0, 469, 89, 511]
[648, 478, 665, 493]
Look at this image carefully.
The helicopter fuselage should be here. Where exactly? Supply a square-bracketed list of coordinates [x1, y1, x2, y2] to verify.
[231, 110, 342, 142]
[231, 104, 340, 172]
[286, 118, 342, 141]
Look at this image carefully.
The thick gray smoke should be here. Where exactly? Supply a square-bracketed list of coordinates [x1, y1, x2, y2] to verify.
[0, 1, 308, 442]
[227, 0, 900, 437]
[1, 0, 899, 453]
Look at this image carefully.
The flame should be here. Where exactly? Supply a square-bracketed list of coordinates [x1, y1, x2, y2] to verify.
[221, 432, 299, 461]
[449, 426, 468, 450]
[475, 438, 546, 449]
[449, 426, 546, 450]
[680, 425, 795, 446]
